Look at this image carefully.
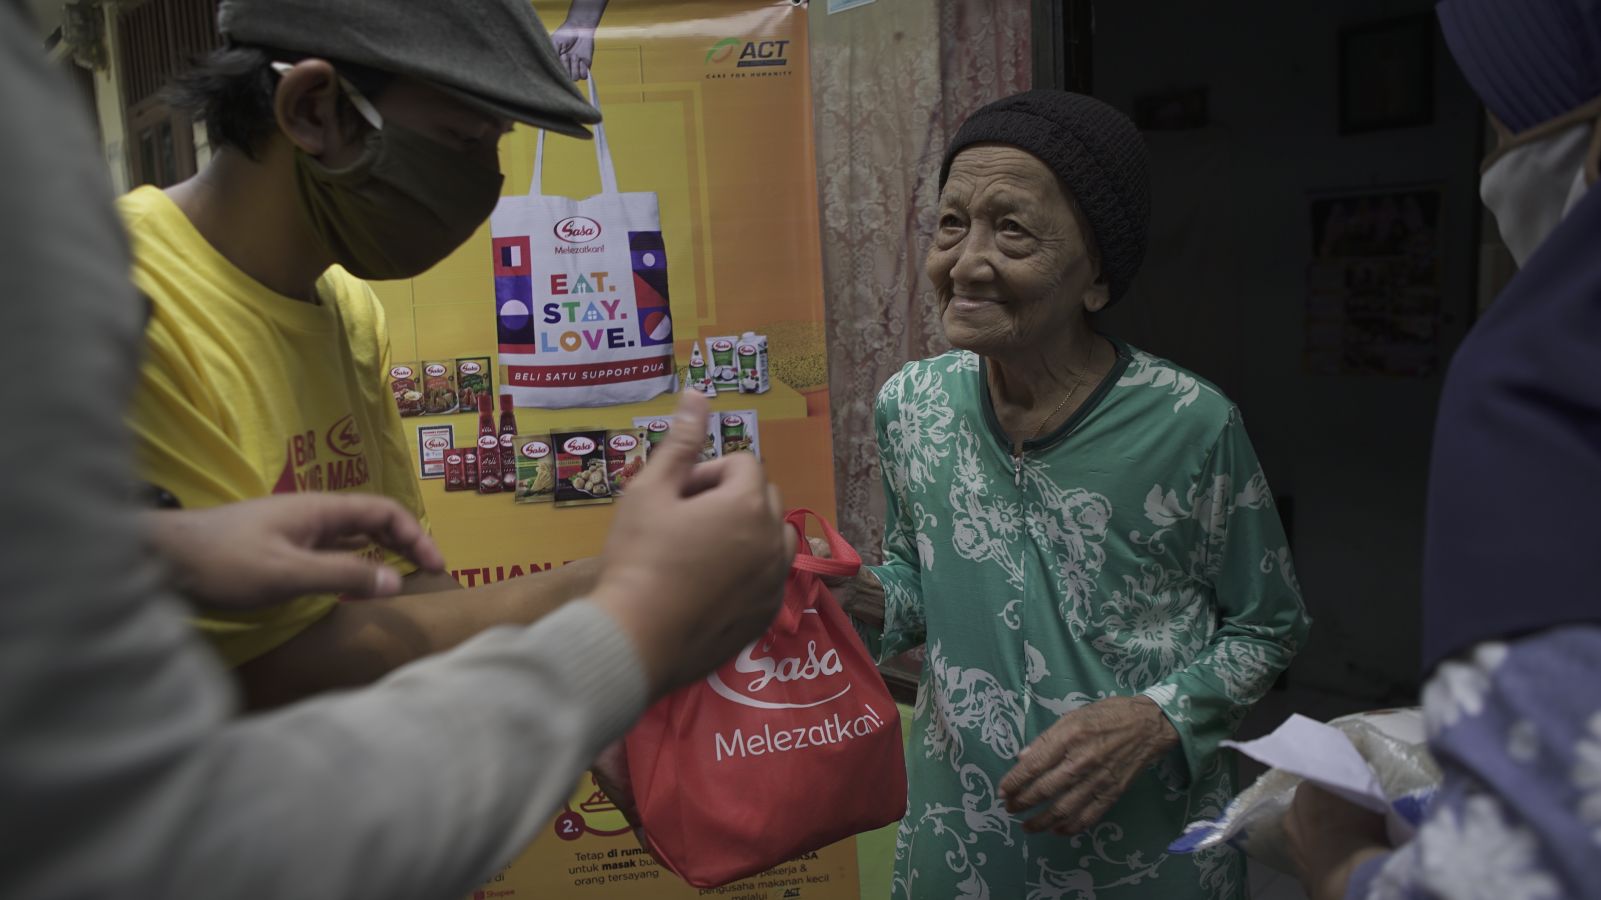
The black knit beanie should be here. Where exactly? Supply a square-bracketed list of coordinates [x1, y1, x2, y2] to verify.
[940, 91, 1150, 304]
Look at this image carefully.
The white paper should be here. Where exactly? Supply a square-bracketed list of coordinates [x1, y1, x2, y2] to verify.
[1221, 714, 1391, 815]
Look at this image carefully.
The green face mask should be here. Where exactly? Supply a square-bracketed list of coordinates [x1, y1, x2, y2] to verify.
[281, 66, 505, 280]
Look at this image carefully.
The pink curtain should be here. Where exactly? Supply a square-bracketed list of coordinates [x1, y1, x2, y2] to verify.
[811, 0, 1032, 561]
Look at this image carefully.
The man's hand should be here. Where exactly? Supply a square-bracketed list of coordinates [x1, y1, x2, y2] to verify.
[1285, 784, 1392, 900]
[590, 389, 793, 699]
[999, 696, 1179, 835]
[145, 494, 445, 609]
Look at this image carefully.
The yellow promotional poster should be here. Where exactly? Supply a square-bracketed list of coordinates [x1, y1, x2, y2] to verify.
[366, 1, 858, 897]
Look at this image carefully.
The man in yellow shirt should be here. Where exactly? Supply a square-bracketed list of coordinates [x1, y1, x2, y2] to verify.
[124, 0, 623, 706]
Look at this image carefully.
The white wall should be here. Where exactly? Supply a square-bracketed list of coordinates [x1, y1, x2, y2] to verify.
[1093, 0, 1482, 699]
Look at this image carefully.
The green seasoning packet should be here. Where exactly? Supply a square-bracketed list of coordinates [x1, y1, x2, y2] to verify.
[514, 435, 556, 504]
[456, 357, 492, 412]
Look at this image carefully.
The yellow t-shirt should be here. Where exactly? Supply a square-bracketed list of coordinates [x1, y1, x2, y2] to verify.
[120, 186, 428, 666]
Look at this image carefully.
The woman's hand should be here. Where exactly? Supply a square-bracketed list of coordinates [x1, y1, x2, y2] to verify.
[1284, 784, 1392, 900]
[144, 494, 445, 609]
[999, 696, 1179, 834]
[807, 537, 884, 625]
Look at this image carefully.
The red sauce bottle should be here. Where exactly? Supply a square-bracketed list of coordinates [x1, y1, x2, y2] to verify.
[476, 394, 501, 494]
[498, 394, 518, 492]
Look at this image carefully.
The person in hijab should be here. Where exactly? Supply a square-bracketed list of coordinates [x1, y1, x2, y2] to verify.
[1283, 1, 1601, 897]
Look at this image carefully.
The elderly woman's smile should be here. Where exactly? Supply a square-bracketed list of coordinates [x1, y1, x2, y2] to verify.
[928, 144, 1104, 356]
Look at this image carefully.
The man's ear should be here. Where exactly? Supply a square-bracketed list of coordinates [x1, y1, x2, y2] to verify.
[272, 59, 345, 158]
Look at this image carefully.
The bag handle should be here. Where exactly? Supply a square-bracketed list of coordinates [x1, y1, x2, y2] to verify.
[767, 510, 860, 635]
[531, 76, 621, 197]
[787, 508, 861, 579]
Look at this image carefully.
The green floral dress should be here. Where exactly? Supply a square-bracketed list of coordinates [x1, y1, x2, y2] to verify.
[861, 343, 1311, 900]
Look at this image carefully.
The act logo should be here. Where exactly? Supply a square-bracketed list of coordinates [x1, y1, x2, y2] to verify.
[706, 37, 790, 68]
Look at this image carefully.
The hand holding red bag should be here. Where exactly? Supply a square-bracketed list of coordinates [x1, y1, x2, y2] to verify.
[622, 509, 907, 888]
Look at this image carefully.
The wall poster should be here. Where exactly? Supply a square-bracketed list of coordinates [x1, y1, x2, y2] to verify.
[367, 1, 854, 897]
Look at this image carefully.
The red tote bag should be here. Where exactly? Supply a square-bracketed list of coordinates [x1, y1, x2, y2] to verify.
[623, 509, 907, 888]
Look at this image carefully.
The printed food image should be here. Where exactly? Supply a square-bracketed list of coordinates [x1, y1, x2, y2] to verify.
[606, 430, 649, 495]
[611, 455, 645, 491]
[524, 463, 555, 494]
[421, 361, 459, 415]
[457, 357, 492, 410]
[390, 364, 423, 417]
[764, 320, 828, 391]
[516, 462, 555, 500]
[569, 458, 609, 496]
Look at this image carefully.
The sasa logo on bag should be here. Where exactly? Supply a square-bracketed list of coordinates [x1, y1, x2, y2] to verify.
[708, 611, 851, 710]
[460, 361, 483, 375]
[563, 436, 596, 455]
[390, 365, 414, 379]
[711, 338, 734, 354]
[445, 451, 463, 464]
[521, 440, 551, 459]
[422, 435, 450, 453]
[424, 363, 447, 377]
[554, 216, 601, 244]
[608, 433, 639, 453]
[478, 435, 499, 451]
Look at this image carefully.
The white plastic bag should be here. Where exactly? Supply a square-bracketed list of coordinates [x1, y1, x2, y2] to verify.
[1170, 709, 1440, 874]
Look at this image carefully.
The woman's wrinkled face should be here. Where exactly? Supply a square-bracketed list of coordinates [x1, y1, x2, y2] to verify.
[927, 144, 1107, 357]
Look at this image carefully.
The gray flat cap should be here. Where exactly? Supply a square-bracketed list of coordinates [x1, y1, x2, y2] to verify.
[219, 0, 600, 138]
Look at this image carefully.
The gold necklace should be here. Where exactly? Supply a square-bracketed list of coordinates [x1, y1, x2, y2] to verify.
[1030, 381, 1079, 441]
[1026, 337, 1098, 442]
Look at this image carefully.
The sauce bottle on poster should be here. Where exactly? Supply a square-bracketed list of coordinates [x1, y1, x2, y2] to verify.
[476, 394, 501, 494]
[498, 394, 519, 492]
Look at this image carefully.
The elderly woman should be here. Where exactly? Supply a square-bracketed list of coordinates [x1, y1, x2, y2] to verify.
[841, 91, 1312, 899]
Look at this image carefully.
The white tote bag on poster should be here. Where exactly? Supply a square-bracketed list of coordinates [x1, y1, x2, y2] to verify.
[491, 79, 676, 409]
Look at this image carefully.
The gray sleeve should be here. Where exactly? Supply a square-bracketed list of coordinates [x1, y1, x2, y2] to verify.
[0, 6, 644, 899]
